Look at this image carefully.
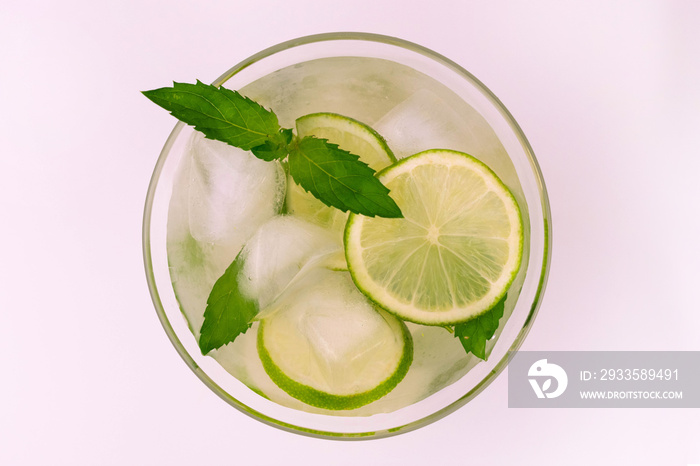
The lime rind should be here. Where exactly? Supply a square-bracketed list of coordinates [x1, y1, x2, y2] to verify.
[344, 149, 523, 326]
[257, 311, 413, 410]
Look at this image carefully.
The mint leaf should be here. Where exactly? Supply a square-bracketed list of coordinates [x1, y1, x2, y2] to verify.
[198, 250, 258, 355]
[143, 81, 403, 218]
[142, 81, 283, 152]
[251, 128, 294, 161]
[453, 296, 506, 361]
[287, 136, 403, 218]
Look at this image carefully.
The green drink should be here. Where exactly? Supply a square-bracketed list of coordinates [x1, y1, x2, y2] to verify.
[143, 33, 551, 438]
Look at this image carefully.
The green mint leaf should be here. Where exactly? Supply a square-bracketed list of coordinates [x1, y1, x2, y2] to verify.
[453, 296, 506, 361]
[251, 128, 294, 161]
[287, 136, 403, 218]
[142, 81, 281, 151]
[198, 250, 258, 355]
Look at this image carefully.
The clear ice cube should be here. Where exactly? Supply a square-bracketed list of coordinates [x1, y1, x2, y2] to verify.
[373, 88, 506, 161]
[185, 132, 285, 244]
[166, 131, 286, 335]
[237, 215, 342, 310]
[296, 273, 385, 366]
[263, 267, 399, 395]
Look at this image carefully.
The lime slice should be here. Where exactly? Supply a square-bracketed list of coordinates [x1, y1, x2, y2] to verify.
[285, 113, 396, 231]
[257, 267, 412, 410]
[296, 112, 396, 171]
[345, 149, 523, 326]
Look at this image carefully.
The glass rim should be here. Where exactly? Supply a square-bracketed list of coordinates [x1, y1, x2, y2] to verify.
[142, 31, 552, 440]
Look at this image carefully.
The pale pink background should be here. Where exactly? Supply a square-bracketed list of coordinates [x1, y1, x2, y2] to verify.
[2, 1, 699, 465]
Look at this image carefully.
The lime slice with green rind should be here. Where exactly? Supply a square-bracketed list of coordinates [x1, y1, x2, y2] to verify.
[257, 267, 412, 410]
[285, 113, 396, 231]
[345, 149, 523, 326]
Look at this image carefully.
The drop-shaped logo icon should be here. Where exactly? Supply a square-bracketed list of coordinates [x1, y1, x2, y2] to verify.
[528, 359, 568, 399]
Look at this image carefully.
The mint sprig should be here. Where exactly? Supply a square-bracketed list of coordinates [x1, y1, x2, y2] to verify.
[453, 296, 506, 361]
[143, 82, 402, 219]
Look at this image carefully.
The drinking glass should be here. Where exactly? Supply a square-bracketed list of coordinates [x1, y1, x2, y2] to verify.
[143, 32, 551, 439]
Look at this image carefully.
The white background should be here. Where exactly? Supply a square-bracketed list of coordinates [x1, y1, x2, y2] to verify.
[2, 1, 699, 465]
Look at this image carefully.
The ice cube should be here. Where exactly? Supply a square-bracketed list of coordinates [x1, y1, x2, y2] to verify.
[185, 132, 286, 244]
[264, 268, 400, 395]
[237, 216, 342, 309]
[373, 89, 507, 162]
[403, 323, 476, 394]
[166, 131, 286, 335]
[299, 293, 383, 366]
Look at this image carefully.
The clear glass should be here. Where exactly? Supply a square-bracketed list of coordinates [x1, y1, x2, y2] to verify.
[143, 32, 551, 439]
